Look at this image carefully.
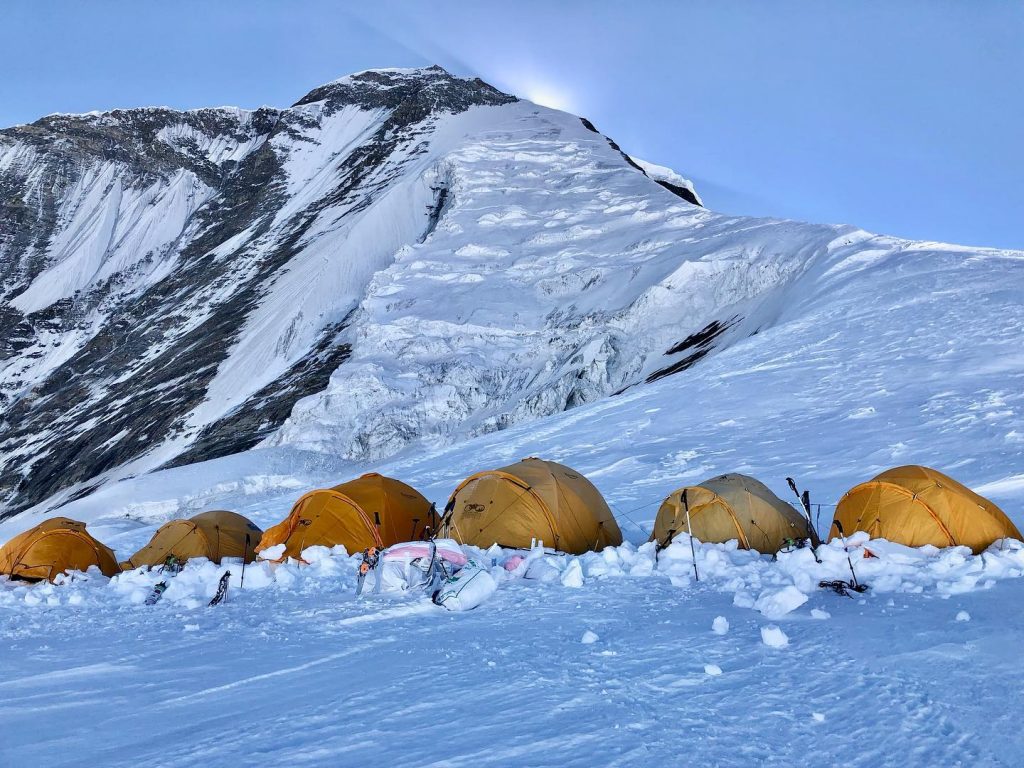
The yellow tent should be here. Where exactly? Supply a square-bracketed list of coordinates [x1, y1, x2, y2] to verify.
[122, 510, 263, 569]
[257, 473, 432, 561]
[650, 473, 813, 554]
[0, 517, 120, 582]
[831, 465, 1021, 553]
[441, 457, 622, 554]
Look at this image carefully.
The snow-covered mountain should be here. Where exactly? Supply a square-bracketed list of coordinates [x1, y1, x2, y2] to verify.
[1, 65, 1021, 524]
[4, 66, 1024, 768]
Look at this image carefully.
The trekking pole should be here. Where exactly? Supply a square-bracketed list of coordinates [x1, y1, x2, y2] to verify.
[831, 519, 863, 589]
[682, 489, 699, 582]
[786, 477, 822, 562]
[240, 533, 250, 590]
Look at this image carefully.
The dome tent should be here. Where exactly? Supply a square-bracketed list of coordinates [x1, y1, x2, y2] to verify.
[257, 473, 432, 561]
[831, 465, 1021, 554]
[0, 517, 119, 582]
[650, 473, 814, 554]
[442, 457, 622, 554]
[123, 510, 263, 569]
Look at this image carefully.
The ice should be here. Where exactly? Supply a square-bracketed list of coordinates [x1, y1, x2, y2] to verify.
[581, 630, 600, 644]
[712, 616, 730, 635]
[704, 664, 723, 676]
[956, 611, 971, 622]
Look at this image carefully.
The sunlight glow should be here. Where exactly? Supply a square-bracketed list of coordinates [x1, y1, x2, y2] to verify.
[519, 82, 572, 112]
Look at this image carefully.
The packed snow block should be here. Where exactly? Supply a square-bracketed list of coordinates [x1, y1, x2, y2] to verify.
[561, 558, 585, 588]
[433, 559, 497, 611]
[754, 585, 808, 619]
[761, 625, 789, 648]
[525, 557, 562, 582]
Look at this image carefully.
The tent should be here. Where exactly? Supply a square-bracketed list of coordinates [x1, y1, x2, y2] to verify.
[0, 517, 120, 582]
[442, 457, 622, 554]
[257, 473, 432, 561]
[831, 465, 1021, 553]
[122, 510, 263, 569]
[650, 473, 814, 554]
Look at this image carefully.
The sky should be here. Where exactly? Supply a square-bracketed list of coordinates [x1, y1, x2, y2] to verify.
[2, 1, 1021, 250]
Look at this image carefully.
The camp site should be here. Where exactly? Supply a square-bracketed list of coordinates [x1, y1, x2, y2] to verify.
[2, 3, 1023, 766]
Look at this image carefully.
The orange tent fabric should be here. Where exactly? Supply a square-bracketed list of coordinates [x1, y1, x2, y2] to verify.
[442, 457, 622, 554]
[0, 517, 119, 582]
[256, 473, 432, 561]
[831, 465, 1021, 553]
[123, 510, 263, 568]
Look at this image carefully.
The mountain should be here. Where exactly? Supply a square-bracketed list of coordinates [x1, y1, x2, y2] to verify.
[1, 65, 1021, 522]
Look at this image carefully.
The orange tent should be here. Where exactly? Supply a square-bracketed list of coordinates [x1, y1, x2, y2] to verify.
[442, 457, 622, 554]
[651, 473, 813, 554]
[831, 465, 1021, 553]
[123, 510, 263, 568]
[257, 473, 432, 561]
[0, 517, 120, 582]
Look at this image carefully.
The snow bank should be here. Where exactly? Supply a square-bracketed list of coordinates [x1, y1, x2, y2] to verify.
[4, 534, 1024, 620]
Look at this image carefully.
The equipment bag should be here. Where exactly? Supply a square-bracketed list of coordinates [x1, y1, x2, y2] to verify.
[432, 558, 497, 612]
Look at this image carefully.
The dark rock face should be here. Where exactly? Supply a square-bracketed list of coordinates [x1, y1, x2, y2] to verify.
[294, 66, 516, 116]
[646, 316, 742, 384]
[0, 67, 520, 518]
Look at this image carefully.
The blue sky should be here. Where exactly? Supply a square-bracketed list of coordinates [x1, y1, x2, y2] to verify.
[3, 1, 1021, 249]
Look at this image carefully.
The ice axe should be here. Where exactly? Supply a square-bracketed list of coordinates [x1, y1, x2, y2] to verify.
[785, 477, 822, 562]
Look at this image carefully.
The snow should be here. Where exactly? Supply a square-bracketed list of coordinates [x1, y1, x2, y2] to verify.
[9, 165, 213, 313]
[4, 525, 1024, 763]
[631, 155, 704, 205]
[761, 624, 790, 648]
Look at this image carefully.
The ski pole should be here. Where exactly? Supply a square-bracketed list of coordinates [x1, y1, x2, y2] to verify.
[831, 519, 861, 588]
[240, 533, 249, 590]
[786, 477, 822, 561]
[682, 489, 699, 582]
